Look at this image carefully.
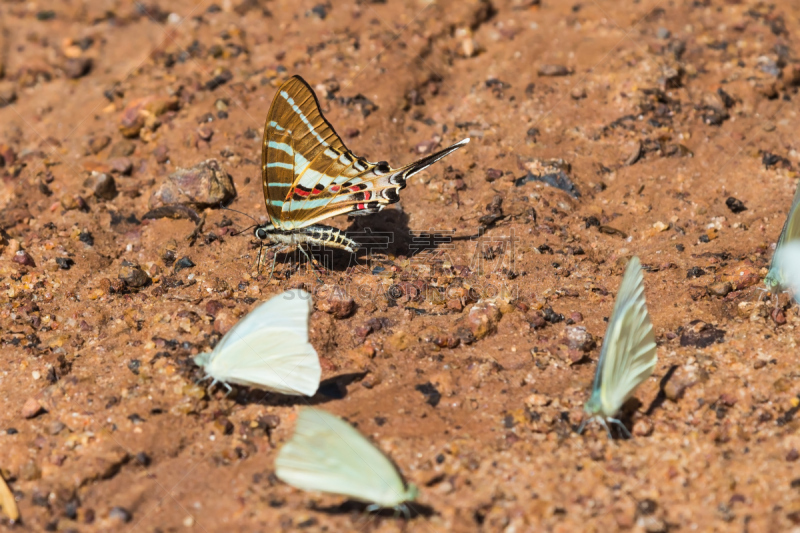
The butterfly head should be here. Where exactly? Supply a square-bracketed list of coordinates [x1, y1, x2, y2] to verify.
[583, 388, 604, 417]
[404, 483, 419, 502]
[764, 266, 785, 295]
[254, 224, 275, 242]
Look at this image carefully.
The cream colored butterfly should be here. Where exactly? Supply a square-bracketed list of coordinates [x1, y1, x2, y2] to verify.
[275, 408, 418, 514]
[580, 256, 657, 438]
[193, 289, 321, 396]
[765, 182, 800, 296]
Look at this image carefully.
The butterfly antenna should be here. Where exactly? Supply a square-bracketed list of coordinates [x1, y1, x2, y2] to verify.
[231, 224, 257, 237]
[219, 203, 259, 223]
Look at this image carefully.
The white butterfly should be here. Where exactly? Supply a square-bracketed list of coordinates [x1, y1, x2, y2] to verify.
[765, 182, 800, 296]
[580, 256, 657, 438]
[770, 241, 800, 304]
[193, 289, 321, 396]
[275, 407, 418, 513]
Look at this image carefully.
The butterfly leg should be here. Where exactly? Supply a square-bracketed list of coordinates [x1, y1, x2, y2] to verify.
[576, 417, 589, 435]
[597, 417, 614, 440]
[297, 245, 323, 283]
[608, 417, 632, 439]
[268, 246, 288, 280]
[397, 503, 411, 520]
[365, 503, 380, 514]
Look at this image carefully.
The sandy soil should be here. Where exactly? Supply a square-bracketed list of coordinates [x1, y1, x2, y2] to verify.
[2, 0, 800, 531]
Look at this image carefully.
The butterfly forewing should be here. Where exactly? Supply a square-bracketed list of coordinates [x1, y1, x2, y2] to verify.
[275, 408, 413, 507]
[594, 257, 657, 417]
[262, 75, 469, 231]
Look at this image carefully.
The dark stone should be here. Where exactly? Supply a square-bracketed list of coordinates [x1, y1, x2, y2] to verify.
[725, 197, 746, 213]
[686, 266, 706, 278]
[204, 69, 233, 91]
[680, 320, 725, 348]
[55, 257, 74, 270]
[79, 230, 94, 246]
[174, 256, 195, 272]
[542, 307, 564, 323]
[415, 382, 441, 407]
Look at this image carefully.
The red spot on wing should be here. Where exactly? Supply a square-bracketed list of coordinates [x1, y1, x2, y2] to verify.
[293, 188, 310, 197]
[357, 203, 365, 210]
[330, 185, 341, 192]
[312, 186, 324, 195]
[363, 191, 371, 201]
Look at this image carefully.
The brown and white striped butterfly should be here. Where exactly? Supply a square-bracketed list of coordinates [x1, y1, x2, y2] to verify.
[254, 75, 469, 259]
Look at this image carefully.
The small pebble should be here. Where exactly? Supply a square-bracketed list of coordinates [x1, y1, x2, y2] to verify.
[13, 250, 35, 267]
[118, 262, 150, 288]
[563, 326, 595, 352]
[570, 87, 586, 99]
[197, 126, 213, 141]
[109, 157, 133, 175]
[109, 506, 132, 523]
[771, 307, 786, 325]
[315, 286, 355, 319]
[85, 172, 117, 200]
[632, 418, 653, 437]
[64, 57, 92, 79]
[153, 144, 169, 164]
[87, 134, 110, 154]
[21, 396, 44, 418]
[538, 64, 572, 76]
[706, 281, 732, 297]
[485, 168, 503, 182]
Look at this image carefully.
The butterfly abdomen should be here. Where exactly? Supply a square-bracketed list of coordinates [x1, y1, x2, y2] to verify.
[262, 225, 359, 253]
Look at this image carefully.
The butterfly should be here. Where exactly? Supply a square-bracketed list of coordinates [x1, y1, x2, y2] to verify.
[770, 241, 800, 304]
[193, 289, 321, 396]
[275, 407, 418, 515]
[764, 181, 800, 296]
[579, 256, 658, 438]
[254, 75, 469, 270]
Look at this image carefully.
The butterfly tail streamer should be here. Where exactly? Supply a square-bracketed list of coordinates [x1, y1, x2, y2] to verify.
[388, 138, 470, 186]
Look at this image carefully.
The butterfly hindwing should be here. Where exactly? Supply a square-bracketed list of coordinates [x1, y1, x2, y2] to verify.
[275, 408, 415, 508]
[262, 75, 469, 230]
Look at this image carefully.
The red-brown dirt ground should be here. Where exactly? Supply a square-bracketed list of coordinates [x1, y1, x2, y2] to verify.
[2, 0, 800, 531]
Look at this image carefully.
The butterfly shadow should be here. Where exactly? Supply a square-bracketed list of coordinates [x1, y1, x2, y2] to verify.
[644, 364, 679, 416]
[310, 499, 435, 520]
[231, 372, 368, 407]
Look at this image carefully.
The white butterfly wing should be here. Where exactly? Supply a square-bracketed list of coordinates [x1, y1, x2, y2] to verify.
[597, 257, 657, 417]
[275, 408, 413, 508]
[210, 289, 312, 357]
[206, 331, 320, 396]
[199, 289, 320, 396]
[773, 241, 800, 303]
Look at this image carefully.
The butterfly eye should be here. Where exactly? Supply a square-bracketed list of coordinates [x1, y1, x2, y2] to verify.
[255, 228, 268, 240]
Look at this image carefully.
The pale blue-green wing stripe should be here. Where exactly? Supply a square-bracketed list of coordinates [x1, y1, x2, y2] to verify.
[262, 128, 296, 223]
[282, 145, 366, 222]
